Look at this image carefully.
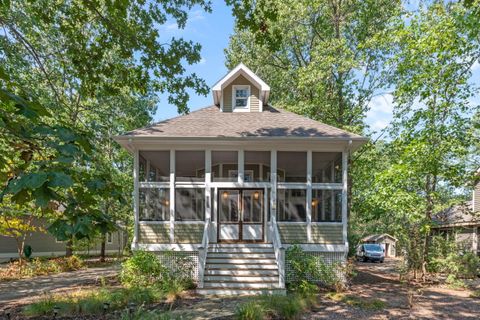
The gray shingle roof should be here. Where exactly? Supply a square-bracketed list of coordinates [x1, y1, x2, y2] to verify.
[121, 105, 366, 140]
[433, 201, 480, 227]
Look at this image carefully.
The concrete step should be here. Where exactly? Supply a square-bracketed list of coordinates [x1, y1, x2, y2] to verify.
[208, 247, 274, 253]
[206, 263, 278, 269]
[204, 281, 280, 289]
[206, 258, 276, 264]
[205, 269, 278, 276]
[196, 288, 286, 296]
[204, 275, 279, 282]
[207, 252, 275, 259]
[209, 243, 273, 248]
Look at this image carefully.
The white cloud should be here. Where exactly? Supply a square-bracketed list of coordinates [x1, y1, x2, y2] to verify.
[366, 93, 394, 133]
[471, 60, 480, 71]
[199, 57, 207, 65]
[190, 9, 205, 22]
[164, 22, 179, 31]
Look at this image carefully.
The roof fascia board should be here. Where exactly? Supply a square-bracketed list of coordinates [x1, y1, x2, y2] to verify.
[212, 63, 270, 92]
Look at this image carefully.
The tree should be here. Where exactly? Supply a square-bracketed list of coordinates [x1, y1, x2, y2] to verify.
[226, 0, 401, 133]
[0, 0, 212, 255]
[352, 1, 480, 279]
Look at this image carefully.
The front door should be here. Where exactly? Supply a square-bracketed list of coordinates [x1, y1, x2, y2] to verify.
[218, 189, 264, 242]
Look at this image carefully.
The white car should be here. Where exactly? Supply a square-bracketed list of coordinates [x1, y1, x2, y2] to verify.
[356, 243, 385, 263]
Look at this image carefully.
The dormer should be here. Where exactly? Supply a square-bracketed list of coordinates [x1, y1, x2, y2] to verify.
[212, 63, 270, 112]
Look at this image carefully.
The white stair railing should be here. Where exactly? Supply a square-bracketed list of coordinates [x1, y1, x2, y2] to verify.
[269, 218, 285, 289]
[198, 218, 211, 288]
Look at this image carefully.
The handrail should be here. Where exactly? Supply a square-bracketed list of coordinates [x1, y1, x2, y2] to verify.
[198, 218, 211, 288]
[269, 218, 285, 289]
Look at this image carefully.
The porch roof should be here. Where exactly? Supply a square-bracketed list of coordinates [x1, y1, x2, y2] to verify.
[115, 105, 368, 147]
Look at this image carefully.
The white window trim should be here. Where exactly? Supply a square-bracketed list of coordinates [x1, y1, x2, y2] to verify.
[232, 85, 250, 112]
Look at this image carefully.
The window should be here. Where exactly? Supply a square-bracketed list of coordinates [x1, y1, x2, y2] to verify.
[139, 188, 170, 221]
[233, 85, 250, 109]
[312, 190, 342, 222]
[277, 152, 307, 182]
[312, 152, 342, 183]
[212, 151, 237, 182]
[175, 151, 205, 182]
[107, 232, 113, 244]
[175, 188, 205, 221]
[139, 151, 170, 182]
[278, 189, 306, 222]
[245, 151, 270, 182]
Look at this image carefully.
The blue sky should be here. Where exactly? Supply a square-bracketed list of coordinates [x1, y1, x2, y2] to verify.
[155, 1, 480, 137]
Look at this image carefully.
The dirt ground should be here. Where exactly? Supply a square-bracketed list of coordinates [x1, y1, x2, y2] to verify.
[308, 259, 480, 320]
[1, 259, 479, 319]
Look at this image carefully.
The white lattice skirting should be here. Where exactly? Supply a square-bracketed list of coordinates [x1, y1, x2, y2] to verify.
[155, 251, 199, 281]
[285, 251, 346, 284]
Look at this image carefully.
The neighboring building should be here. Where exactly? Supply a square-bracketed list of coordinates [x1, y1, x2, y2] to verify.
[0, 218, 125, 262]
[361, 234, 397, 257]
[114, 63, 368, 295]
[432, 174, 480, 256]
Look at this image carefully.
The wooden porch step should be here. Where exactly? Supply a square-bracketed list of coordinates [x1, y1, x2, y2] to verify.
[196, 288, 286, 296]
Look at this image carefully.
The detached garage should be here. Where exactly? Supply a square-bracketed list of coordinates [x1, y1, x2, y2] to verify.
[361, 234, 397, 257]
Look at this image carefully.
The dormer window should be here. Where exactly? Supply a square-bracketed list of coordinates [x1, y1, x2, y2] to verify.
[233, 85, 250, 111]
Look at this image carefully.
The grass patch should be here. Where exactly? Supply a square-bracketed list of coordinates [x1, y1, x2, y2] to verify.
[235, 293, 317, 320]
[23, 286, 164, 316]
[325, 292, 386, 311]
[118, 306, 177, 320]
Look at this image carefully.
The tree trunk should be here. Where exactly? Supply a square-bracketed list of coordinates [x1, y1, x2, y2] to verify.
[65, 239, 73, 257]
[100, 234, 106, 262]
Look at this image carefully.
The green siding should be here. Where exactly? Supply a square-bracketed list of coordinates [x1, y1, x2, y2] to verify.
[139, 224, 170, 243]
[279, 224, 308, 243]
[174, 223, 204, 243]
[311, 225, 343, 244]
[278, 224, 343, 244]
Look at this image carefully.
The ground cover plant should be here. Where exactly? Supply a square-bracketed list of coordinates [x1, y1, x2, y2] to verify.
[0, 255, 84, 281]
[325, 292, 386, 311]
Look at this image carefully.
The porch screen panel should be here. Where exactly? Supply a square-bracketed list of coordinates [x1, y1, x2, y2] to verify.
[139, 188, 170, 221]
[277, 152, 307, 182]
[175, 151, 205, 182]
[139, 151, 169, 182]
[312, 190, 342, 222]
[212, 151, 237, 182]
[312, 152, 342, 183]
[244, 151, 270, 182]
[278, 189, 307, 222]
[175, 188, 205, 221]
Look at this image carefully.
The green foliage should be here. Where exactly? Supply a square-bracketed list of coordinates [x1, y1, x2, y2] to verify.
[120, 250, 195, 301]
[0, 256, 84, 281]
[286, 245, 341, 293]
[236, 293, 317, 320]
[23, 286, 163, 317]
[428, 236, 480, 279]
[235, 300, 266, 320]
[120, 251, 166, 288]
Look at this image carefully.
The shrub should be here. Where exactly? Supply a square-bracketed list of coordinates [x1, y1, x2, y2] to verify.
[235, 300, 266, 320]
[120, 251, 166, 288]
[285, 245, 341, 293]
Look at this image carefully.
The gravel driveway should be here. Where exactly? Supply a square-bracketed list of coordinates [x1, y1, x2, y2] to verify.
[0, 265, 119, 308]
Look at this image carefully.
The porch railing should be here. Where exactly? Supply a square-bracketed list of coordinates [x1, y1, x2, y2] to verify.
[269, 218, 285, 289]
[198, 218, 211, 288]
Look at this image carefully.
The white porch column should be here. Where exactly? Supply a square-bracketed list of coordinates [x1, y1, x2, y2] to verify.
[205, 150, 212, 221]
[133, 149, 139, 250]
[169, 150, 175, 243]
[307, 150, 312, 242]
[342, 150, 349, 247]
[270, 150, 277, 224]
[238, 149, 244, 184]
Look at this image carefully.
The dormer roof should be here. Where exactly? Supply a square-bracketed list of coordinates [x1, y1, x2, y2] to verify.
[212, 63, 270, 106]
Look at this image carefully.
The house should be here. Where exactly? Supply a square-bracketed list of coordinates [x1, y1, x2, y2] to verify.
[0, 218, 125, 262]
[432, 176, 480, 256]
[114, 63, 368, 295]
[361, 234, 397, 257]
